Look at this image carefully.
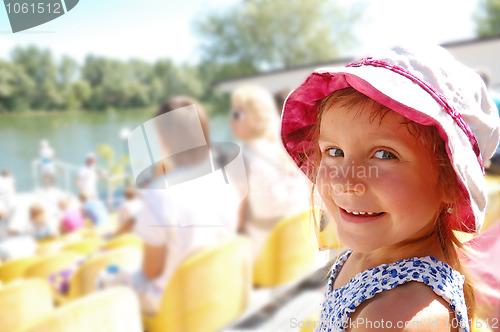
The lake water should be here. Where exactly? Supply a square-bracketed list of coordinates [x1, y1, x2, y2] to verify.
[0, 110, 234, 192]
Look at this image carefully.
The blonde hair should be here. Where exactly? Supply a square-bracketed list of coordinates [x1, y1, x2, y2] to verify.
[313, 87, 479, 319]
[232, 85, 281, 143]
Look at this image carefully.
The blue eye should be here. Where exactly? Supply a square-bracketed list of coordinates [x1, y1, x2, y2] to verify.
[374, 150, 397, 160]
[326, 148, 344, 157]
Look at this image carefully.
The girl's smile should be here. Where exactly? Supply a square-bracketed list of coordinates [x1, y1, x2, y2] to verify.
[338, 207, 386, 223]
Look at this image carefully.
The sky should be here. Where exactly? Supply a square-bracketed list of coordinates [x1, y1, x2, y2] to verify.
[0, 0, 482, 65]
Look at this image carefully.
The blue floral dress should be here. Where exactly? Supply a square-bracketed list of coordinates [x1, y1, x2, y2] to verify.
[317, 250, 470, 331]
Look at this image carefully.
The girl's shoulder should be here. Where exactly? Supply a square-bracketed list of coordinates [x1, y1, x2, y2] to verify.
[349, 281, 455, 331]
[322, 250, 467, 331]
[329, 250, 465, 294]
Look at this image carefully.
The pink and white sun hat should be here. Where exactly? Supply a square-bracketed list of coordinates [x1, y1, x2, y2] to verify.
[281, 44, 500, 233]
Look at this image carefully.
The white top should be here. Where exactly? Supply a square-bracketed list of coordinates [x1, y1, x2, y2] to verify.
[117, 198, 143, 226]
[0, 175, 15, 196]
[0, 219, 11, 242]
[39, 146, 54, 160]
[77, 165, 97, 196]
[244, 139, 310, 223]
[0, 235, 37, 261]
[39, 146, 55, 174]
[134, 162, 240, 290]
[242, 139, 311, 259]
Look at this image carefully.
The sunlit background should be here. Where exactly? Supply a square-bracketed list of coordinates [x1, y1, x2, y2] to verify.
[0, 0, 493, 191]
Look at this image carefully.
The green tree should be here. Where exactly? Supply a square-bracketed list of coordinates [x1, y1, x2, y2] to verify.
[475, 0, 500, 36]
[128, 59, 153, 85]
[193, 0, 362, 75]
[58, 55, 78, 86]
[58, 56, 80, 110]
[0, 60, 36, 112]
[82, 56, 130, 110]
[150, 59, 204, 104]
[70, 80, 92, 109]
[10, 45, 61, 110]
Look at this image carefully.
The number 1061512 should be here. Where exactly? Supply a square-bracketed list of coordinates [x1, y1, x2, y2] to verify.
[5, 2, 62, 14]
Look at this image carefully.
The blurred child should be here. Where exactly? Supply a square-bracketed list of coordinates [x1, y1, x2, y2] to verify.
[115, 186, 142, 235]
[58, 195, 85, 234]
[39, 139, 56, 188]
[76, 153, 98, 198]
[281, 45, 500, 330]
[0, 200, 13, 241]
[29, 203, 58, 240]
[79, 192, 109, 227]
[0, 170, 15, 195]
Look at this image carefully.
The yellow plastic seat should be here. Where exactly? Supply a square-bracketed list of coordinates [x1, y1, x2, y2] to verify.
[14, 287, 143, 332]
[0, 279, 54, 332]
[83, 218, 93, 228]
[60, 247, 142, 303]
[36, 236, 59, 246]
[95, 212, 119, 236]
[61, 238, 102, 256]
[143, 236, 251, 332]
[78, 227, 101, 238]
[298, 310, 320, 332]
[253, 210, 319, 287]
[101, 233, 143, 251]
[36, 239, 65, 257]
[59, 230, 83, 244]
[0, 256, 40, 284]
[24, 252, 82, 281]
[318, 211, 342, 250]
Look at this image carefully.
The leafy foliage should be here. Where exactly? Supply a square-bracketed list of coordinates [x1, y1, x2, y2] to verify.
[0, 47, 204, 113]
[475, 0, 500, 37]
[193, 0, 361, 73]
[0, 1, 362, 117]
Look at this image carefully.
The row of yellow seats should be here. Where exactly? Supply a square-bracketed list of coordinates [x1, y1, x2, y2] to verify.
[1, 210, 334, 332]
[0, 247, 141, 305]
[37, 226, 143, 255]
[0, 233, 143, 285]
[2, 211, 324, 290]
[58, 232, 143, 256]
[0, 279, 143, 332]
[4, 208, 334, 287]
[142, 209, 327, 332]
[143, 210, 325, 331]
[0, 236, 250, 332]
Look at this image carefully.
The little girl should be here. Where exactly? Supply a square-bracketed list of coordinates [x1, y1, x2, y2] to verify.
[281, 45, 500, 331]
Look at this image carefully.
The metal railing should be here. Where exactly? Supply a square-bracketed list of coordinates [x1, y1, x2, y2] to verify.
[31, 159, 131, 209]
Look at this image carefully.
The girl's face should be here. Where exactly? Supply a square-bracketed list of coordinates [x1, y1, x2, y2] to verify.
[316, 103, 444, 252]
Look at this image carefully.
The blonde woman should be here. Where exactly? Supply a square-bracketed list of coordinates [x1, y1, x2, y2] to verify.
[230, 85, 310, 259]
